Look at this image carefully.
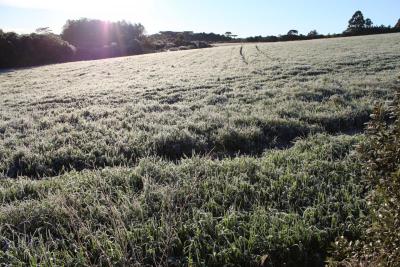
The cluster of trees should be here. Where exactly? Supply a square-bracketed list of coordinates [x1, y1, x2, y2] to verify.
[246, 29, 324, 43]
[61, 19, 145, 60]
[0, 18, 228, 68]
[0, 19, 147, 68]
[147, 31, 230, 50]
[1, 11, 400, 68]
[0, 30, 75, 68]
[343, 11, 399, 36]
[155, 31, 231, 43]
[246, 11, 400, 43]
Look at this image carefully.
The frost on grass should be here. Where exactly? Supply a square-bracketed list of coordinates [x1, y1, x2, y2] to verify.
[0, 33, 399, 265]
[1, 34, 398, 178]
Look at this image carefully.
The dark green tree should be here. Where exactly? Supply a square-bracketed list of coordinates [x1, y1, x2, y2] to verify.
[365, 18, 373, 28]
[0, 30, 75, 68]
[395, 19, 400, 28]
[307, 30, 318, 37]
[348, 11, 366, 29]
[287, 29, 298, 36]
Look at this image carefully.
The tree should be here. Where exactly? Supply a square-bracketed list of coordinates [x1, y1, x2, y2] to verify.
[36, 27, 52, 34]
[365, 18, 373, 28]
[307, 30, 319, 37]
[174, 33, 185, 46]
[287, 29, 298, 36]
[0, 30, 75, 68]
[61, 18, 145, 59]
[224, 32, 237, 39]
[348, 11, 366, 29]
[62, 19, 145, 48]
[395, 19, 400, 28]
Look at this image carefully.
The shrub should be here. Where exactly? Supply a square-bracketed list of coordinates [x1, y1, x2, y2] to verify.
[329, 88, 400, 265]
[0, 32, 75, 68]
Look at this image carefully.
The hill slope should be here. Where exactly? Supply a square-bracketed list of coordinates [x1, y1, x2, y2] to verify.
[0, 33, 399, 266]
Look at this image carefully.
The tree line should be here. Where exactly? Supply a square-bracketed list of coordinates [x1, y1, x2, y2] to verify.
[0, 18, 231, 68]
[246, 11, 400, 42]
[0, 30, 75, 68]
[1, 11, 399, 68]
[62, 19, 145, 60]
[0, 19, 147, 68]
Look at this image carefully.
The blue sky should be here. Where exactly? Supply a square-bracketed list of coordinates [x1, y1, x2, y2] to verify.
[0, 0, 399, 37]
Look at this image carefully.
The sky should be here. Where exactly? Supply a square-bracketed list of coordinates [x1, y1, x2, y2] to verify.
[0, 0, 399, 37]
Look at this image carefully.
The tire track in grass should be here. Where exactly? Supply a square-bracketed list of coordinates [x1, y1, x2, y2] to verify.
[240, 46, 249, 65]
[246, 45, 267, 65]
[255, 44, 275, 60]
[239, 45, 260, 66]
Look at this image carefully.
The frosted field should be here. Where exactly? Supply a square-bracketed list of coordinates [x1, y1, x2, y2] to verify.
[1, 34, 399, 177]
[0, 33, 399, 266]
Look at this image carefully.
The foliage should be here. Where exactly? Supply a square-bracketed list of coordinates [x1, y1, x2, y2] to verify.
[365, 18, 373, 28]
[147, 31, 227, 51]
[35, 27, 52, 34]
[245, 11, 400, 44]
[348, 11, 366, 30]
[156, 31, 232, 43]
[329, 86, 400, 266]
[61, 18, 145, 59]
[0, 31, 75, 68]
[174, 33, 186, 46]
[308, 30, 319, 37]
[2, 12, 400, 68]
[343, 11, 397, 36]
[246, 35, 279, 42]
[395, 19, 400, 29]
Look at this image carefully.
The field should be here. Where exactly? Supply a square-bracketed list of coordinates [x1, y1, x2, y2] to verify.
[0, 33, 399, 266]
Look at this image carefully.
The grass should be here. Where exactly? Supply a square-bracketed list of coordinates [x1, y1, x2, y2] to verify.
[0, 33, 399, 266]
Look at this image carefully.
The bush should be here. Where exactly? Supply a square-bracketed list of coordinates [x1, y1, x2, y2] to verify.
[330, 88, 400, 265]
[0, 32, 75, 68]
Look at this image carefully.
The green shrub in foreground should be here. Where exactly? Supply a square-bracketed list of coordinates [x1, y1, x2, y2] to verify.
[329, 88, 400, 266]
